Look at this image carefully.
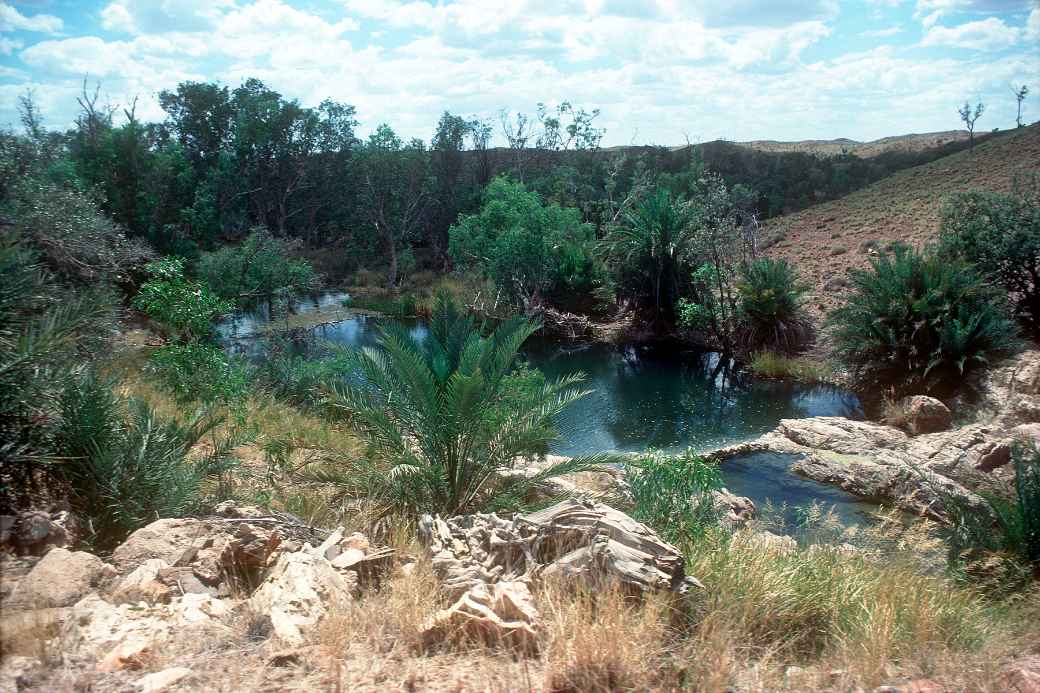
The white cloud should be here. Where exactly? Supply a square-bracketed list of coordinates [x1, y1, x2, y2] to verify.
[861, 25, 903, 36]
[1027, 5, 1040, 41]
[0, 3, 63, 33]
[921, 16, 1021, 49]
[0, 35, 21, 54]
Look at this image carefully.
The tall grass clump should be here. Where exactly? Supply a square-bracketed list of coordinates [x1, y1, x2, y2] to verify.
[56, 371, 219, 549]
[735, 258, 813, 353]
[625, 449, 722, 542]
[828, 245, 1018, 390]
[321, 293, 609, 517]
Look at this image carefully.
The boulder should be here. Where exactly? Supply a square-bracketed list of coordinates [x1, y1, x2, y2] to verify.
[110, 559, 172, 605]
[61, 592, 234, 667]
[0, 509, 80, 556]
[420, 581, 540, 653]
[112, 517, 283, 592]
[900, 395, 952, 434]
[10, 547, 106, 608]
[777, 417, 908, 454]
[420, 498, 700, 600]
[711, 488, 756, 529]
[248, 550, 355, 645]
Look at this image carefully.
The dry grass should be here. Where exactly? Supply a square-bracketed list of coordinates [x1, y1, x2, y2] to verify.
[747, 351, 832, 383]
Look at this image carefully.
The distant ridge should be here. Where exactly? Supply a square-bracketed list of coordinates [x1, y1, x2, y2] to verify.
[735, 130, 970, 157]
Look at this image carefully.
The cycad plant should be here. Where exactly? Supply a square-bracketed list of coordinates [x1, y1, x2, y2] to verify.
[324, 293, 607, 516]
[828, 245, 1017, 389]
[736, 258, 813, 353]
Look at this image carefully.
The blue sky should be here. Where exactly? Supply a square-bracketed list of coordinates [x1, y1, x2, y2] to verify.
[1, 0, 1037, 145]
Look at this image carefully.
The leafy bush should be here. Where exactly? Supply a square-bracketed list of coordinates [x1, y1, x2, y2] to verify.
[56, 372, 218, 549]
[197, 228, 320, 305]
[449, 176, 600, 308]
[939, 181, 1040, 333]
[254, 342, 351, 408]
[133, 257, 232, 341]
[322, 293, 607, 516]
[625, 449, 722, 542]
[735, 258, 812, 353]
[148, 343, 251, 406]
[828, 246, 1017, 388]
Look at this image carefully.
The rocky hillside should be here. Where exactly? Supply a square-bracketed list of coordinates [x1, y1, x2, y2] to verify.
[762, 123, 1040, 321]
[737, 130, 971, 158]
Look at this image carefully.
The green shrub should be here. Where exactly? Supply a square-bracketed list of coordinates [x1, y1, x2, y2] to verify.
[133, 257, 232, 341]
[828, 246, 1017, 388]
[148, 343, 251, 406]
[320, 293, 609, 516]
[939, 181, 1040, 333]
[625, 449, 722, 543]
[736, 258, 812, 353]
[56, 372, 218, 549]
[197, 228, 320, 306]
[449, 176, 601, 308]
[255, 343, 349, 408]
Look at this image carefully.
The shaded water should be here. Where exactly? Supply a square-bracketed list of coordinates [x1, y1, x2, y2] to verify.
[220, 296, 873, 524]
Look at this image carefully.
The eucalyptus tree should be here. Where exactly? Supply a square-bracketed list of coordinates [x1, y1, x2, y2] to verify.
[355, 124, 432, 288]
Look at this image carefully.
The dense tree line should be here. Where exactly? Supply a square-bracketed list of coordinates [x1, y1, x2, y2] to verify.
[10, 78, 990, 290]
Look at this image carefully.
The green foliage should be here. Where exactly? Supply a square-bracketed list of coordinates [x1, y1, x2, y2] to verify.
[0, 234, 116, 509]
[601, 187, 697, 321]
[735, 258, 812, 353]
[941, 445, 1040, 577]
[322, 293, 607, 516]
[450, 176, 600, 307]
[133, 257, 232, 341]
[828, 246, 1018, 388]
[196, 228, 320, 304]
[939, 180, 1040, 333]
[148, 343, 251, 406]
[55, 372, 218, 549]
[255, 342, 350, 409]
[625, 449, 722, 542]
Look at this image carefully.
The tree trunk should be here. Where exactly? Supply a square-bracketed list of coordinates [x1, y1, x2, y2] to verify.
[386, 233, 398, 289]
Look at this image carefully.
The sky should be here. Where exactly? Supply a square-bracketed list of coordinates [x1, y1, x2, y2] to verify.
[0, 0, 1037, 146]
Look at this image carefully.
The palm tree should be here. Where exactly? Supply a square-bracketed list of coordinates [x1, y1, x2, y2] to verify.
[601, 187, 696, 322]
[324, 293, 609, 516]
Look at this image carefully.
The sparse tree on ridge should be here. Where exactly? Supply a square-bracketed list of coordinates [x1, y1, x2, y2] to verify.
[959, 100, 985, 152]
[1013, 85, 1029, 128]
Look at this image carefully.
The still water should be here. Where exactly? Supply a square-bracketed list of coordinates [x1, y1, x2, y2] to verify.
[220, 295, 873, 524]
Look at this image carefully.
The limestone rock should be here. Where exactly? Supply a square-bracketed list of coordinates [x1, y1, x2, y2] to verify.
[110, 559, 172, 605]
[10, 547, 106, 608]
[112, 518, 216, 569]
[900, 395, 952, 434]
[0, 509, 80, 556]
[420, 498, 699, 600]
[62, 592, 234, 667]
[135, 666, 193, 692]
[248, 550, 355, 645]
[711, 488, 756, 529]
[778, 417, 908, 453]
[420, 581, 540, 653]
